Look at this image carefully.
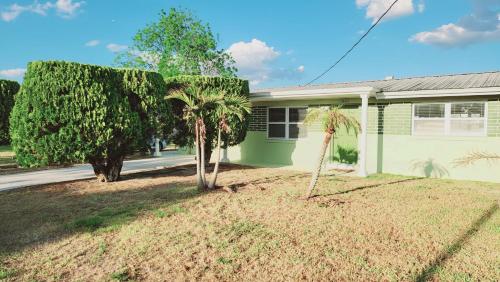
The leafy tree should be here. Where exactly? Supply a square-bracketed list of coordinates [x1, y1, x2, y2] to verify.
[115, 8, 236, 78]
[207, 93, 251, 189]
[303, 107, 360, 199]
[165, 76, 250, 164]
[0, 79, 20, 145]
[10, 61, 172, 182]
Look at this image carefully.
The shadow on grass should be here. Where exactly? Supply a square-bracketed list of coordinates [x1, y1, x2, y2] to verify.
[227, 172, 309, 191]
[310, 177, 423, 198]
[415, 202, 499, 282]
[0, 164, 256, 256]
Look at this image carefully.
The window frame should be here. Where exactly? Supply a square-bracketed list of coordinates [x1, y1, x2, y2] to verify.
[411, 101, 488, 137]
[267, 107, 307, 140]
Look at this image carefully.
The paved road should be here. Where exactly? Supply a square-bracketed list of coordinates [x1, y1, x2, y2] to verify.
[0, 152, 195, 192]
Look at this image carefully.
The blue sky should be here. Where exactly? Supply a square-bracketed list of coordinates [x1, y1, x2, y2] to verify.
[1, 0, 499, 89]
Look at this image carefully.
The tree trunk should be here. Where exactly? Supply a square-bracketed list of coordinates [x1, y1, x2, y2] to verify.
[305, 130, 334, 199]
[199, 119, 207, 187]
[200, 132, 207, 186]
[194, 121, 204, 190]
[208, 127, 222, 189]
[204, 141, 212, 168]
[91, 155, 125, 183]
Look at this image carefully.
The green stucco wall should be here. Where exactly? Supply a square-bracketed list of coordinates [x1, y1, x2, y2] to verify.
[226, 97, 500, 183]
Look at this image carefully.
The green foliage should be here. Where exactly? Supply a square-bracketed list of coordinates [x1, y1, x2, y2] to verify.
[0, 79, 20, 145]
[9, 61, 173, 169]
[304, 106, 360, 135]
[165, 75, 250, 151]
[115, 8, 236, 78]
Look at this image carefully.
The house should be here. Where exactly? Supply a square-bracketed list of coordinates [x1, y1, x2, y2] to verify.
[223, 71, 500, 183]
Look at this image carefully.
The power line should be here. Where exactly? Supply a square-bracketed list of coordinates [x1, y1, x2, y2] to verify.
[303, 0, 401, 86]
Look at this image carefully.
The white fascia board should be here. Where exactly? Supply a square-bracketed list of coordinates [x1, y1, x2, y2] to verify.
[377, 87, 500, 99]
[250, 87, 377, 102]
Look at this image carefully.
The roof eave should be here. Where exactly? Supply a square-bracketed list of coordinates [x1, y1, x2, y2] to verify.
[250, 86, 378, 102]
[377, 87, 500, 99]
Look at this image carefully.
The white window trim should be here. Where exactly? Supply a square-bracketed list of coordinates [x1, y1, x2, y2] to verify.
[412, 101, 488, 137]
[267, 107, 307, 140]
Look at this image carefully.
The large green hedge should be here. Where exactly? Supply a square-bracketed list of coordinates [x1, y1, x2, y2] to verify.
[164, 75, 250, 159]
[10, 61, 172, 181]
[0, 79, 20, 145]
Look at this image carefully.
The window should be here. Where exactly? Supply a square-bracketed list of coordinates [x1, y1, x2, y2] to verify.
[268, 107, 307, 139]
[412, 102, 487, 136]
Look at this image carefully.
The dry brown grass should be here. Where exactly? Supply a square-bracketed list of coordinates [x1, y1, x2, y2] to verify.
[0, 164, 498, 281]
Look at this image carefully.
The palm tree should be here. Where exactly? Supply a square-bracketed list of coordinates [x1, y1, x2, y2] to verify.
[166, 86, 223, 190]
[207, 93, 251, 189]
[303, 106, 360, 199]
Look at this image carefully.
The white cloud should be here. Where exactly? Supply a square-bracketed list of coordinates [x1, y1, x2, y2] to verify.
[228, 38, 304, 85]
[410, 1, 500, 47]
[356, 0, 424, 23]
[106, 43, 128, 53]
[85, 39, 100, 47]
[297, 65, 305, 73]
[410, 23, 500, 47]
[1, 0, 84, 22]
[0, 68, 26, 78]
[54, 0, 83, 17]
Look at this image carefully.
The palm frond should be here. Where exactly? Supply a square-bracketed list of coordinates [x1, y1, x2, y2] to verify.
[304, 106, 360, 134]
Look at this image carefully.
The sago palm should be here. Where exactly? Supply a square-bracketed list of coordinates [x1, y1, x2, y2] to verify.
[304, 106, 360, 199]
[207, 93, 251, 189]
[166, 86, 223, 190]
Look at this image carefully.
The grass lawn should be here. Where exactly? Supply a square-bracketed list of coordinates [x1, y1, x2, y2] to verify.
[0, 165, 498, 281]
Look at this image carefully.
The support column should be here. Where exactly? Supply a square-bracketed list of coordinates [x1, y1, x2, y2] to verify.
[358, 93, 369, 177]
[154, 137, 162, 157]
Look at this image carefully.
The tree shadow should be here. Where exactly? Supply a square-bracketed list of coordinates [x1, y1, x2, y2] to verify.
[227, 172, 309, 191]
[333, 145, 358, 164]
[415, 202, 498, 281]
[411, 158, 449, 178]
[309, 177, 422, 198]
[0, 164, 256, 255]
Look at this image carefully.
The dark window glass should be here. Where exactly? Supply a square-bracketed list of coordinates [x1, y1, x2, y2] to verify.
[451, 102, 485, 118]
[268, 124, 286, 138]
[289, 124, 307, 139]
[414, 104, 445, 118]
[289, 108, 307, 122]
[269, 108, 286, 122]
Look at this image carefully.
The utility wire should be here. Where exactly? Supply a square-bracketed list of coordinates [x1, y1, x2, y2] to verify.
[303, 0, 401, 86]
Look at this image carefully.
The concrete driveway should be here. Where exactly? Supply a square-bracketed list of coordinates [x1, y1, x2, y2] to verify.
[0, 152, 195, 192]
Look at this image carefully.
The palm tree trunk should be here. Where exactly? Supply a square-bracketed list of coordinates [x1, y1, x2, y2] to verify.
[305, 130, 334, 199]
[199, 120, 207, 187]
[208, 127, 222, 189]
[194, 121, 204, 190]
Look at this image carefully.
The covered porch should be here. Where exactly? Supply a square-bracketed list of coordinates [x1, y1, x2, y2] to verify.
[226, 86, 379, 177]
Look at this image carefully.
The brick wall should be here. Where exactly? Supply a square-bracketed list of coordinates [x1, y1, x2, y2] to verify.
[367, 103, 412, 135]
[488, 99, 500, 137]
[249, 106, 267, 131]
[248, 99, 500, 136]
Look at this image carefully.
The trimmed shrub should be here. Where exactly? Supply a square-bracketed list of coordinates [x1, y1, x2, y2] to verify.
[0, 79, 20, 145]
[164, 75, 250, 159]
[10, 61, 173, 182]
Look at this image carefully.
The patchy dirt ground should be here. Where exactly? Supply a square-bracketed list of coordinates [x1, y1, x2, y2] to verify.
[0, 164, 498, 281]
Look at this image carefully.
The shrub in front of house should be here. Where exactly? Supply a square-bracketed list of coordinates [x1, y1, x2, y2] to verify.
[0, 79, 20, 145]
[9, 61, 173, 182]
[165, 75, 250, 159]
